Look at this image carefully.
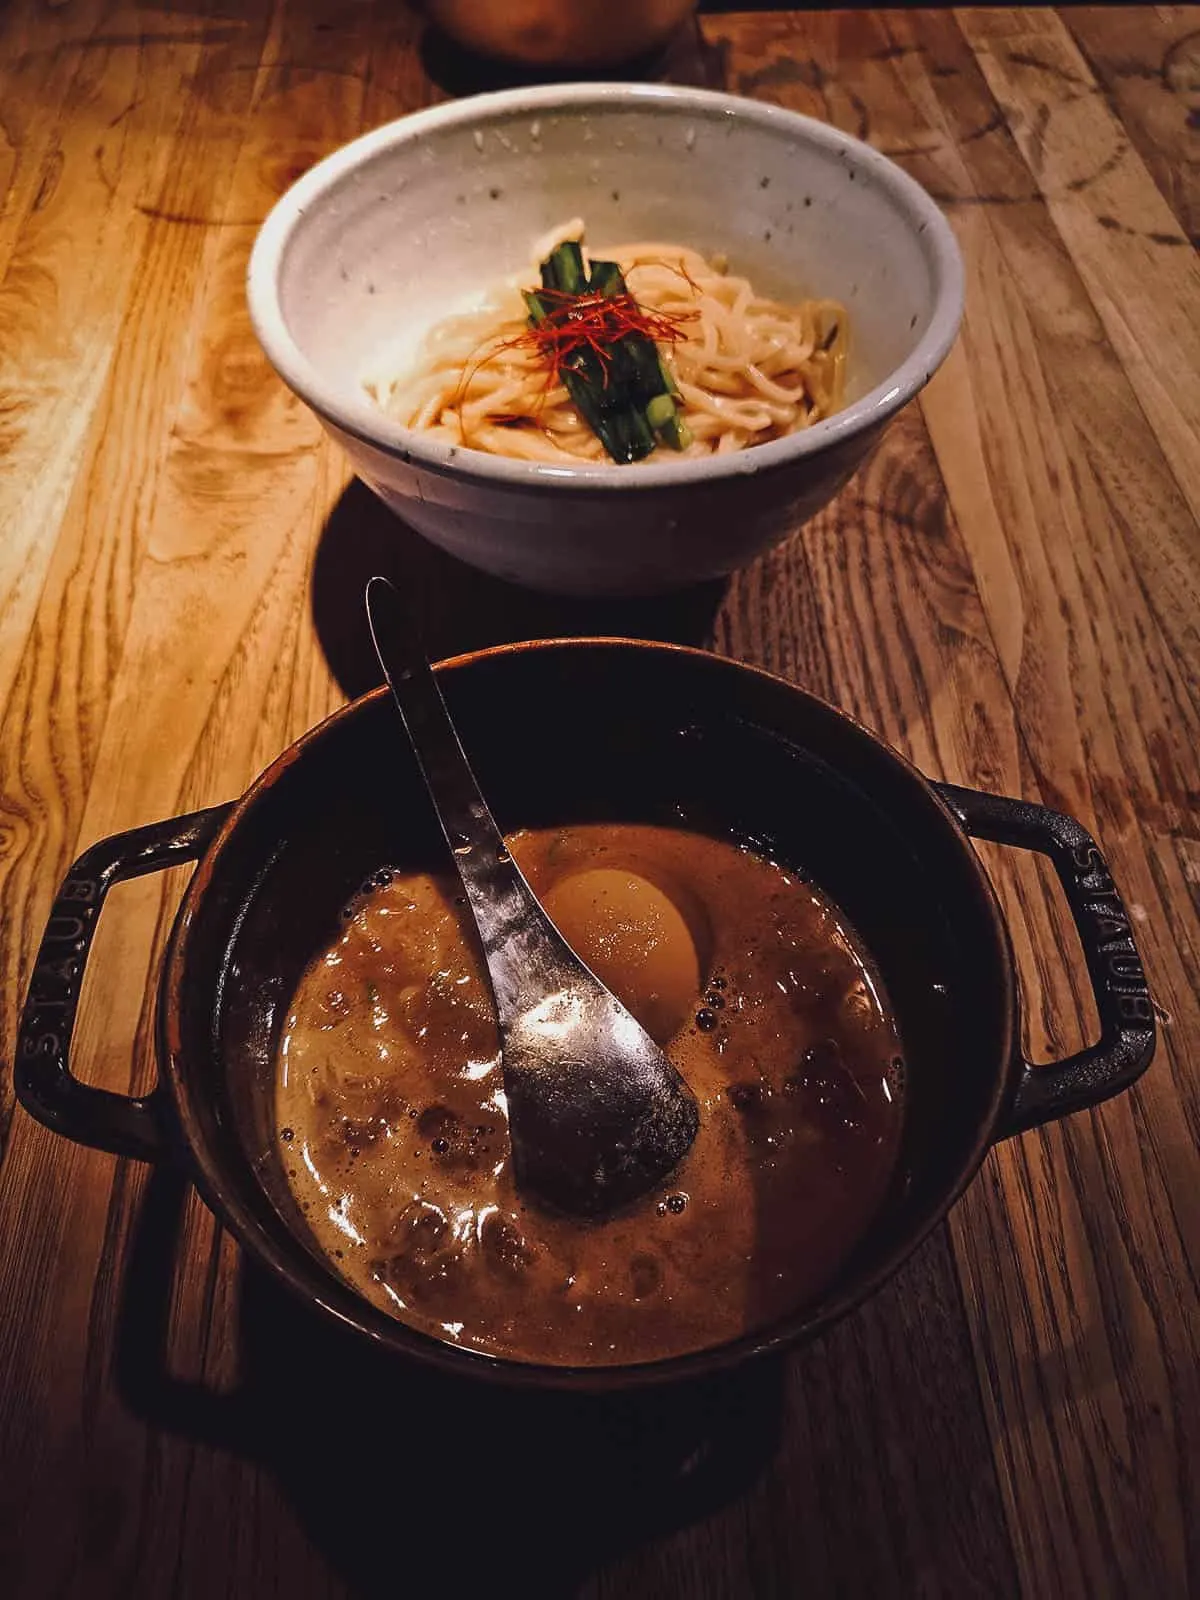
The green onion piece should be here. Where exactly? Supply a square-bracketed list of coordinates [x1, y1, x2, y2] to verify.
[528, 284, 654, 462]
[523, 289, 550, 325]
[645, 394, 676, 430]
[587, 259, 625, 297]
[527, 243, 690, 462]
[541, 240, 587, 294]
[646, 393, 692, 451]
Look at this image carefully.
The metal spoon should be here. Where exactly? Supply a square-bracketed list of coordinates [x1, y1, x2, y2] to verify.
[364, 577, 700, 1218]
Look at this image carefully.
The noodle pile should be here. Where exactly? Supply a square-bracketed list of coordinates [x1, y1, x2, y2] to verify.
[365, 226, 848, 465]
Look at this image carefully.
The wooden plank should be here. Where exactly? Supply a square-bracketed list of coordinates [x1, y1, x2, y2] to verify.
[0, 3, 284, 1153]
[955, 8, 1200, 528]
[901, 12, 1200, 1597]
[1063, 5, 1200, 247]
[710, 8, 1200, 1597]
[585, 1233, 1020, 1600]
[0, 1, 112, 284]
[0, 6, 432, 1597]
[0, 4, 264, 696]
[891, 12, 1198, 1596]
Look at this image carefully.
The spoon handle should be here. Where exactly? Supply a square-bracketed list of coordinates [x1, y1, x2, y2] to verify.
[365, 576, 566, 1025]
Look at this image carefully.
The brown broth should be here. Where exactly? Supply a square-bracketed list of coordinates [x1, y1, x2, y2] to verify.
[275, 824, 904, 1366]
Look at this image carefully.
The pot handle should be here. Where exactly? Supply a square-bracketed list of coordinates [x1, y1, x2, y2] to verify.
[934, 783, 1154, 1138]
[16, 804, 234, 1162]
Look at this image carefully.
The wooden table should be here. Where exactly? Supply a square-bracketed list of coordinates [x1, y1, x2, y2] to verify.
[1, 4, 1197, 1596]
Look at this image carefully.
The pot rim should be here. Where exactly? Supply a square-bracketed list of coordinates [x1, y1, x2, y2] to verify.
[159, 636, 1018, 1389]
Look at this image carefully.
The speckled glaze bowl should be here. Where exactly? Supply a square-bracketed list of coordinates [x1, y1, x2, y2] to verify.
[247, 85, 964, 596]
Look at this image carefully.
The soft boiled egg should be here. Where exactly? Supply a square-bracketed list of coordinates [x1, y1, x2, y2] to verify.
[540, 867, 701, 1044]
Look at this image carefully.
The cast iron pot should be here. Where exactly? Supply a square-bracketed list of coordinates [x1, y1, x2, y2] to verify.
[16, 641, 1155, 1389]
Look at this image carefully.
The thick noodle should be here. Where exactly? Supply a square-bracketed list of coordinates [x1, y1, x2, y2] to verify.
[364, 233, 848, 465]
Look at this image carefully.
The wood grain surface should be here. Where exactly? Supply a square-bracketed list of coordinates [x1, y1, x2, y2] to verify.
[1, 5, 1197, 1597]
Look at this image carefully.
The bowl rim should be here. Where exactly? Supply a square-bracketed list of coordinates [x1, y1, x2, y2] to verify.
[159, 636, 1017, 1390]
[246, 81, 965, 493]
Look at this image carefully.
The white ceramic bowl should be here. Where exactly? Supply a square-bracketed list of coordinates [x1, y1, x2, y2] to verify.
[248, 84, 963, 596]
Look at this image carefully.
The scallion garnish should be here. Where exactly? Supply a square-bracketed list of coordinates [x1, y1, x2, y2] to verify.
[520, 242, 693, 463]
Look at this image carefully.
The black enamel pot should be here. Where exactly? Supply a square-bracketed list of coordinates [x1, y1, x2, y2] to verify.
[16, 641, 1155, 1389]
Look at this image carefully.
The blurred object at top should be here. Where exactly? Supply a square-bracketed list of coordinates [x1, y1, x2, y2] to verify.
[420, 0, 700, 70]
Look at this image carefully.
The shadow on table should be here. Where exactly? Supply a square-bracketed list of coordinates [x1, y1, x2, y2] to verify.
[114, 1167, 784, 1600]
[418, 12, 726, 96]
[113, 1163, 1025, 1598]
[310, 478, 727, 701]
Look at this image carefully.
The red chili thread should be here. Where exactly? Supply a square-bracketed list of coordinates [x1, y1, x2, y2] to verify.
[449, 279, 698, 445]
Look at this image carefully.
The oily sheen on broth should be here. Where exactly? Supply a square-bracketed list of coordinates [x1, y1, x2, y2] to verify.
[275, 823, 904, 1367]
